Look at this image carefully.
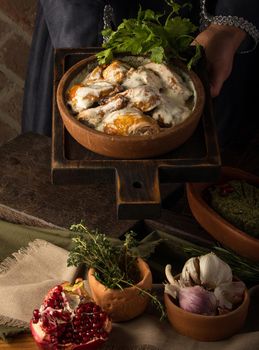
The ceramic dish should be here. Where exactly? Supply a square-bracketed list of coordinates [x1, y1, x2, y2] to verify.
[186, 167, 259, 262]
[56, 55, 205, 159]
[164, 286, 250, 341]
[87, 258, 152, 322]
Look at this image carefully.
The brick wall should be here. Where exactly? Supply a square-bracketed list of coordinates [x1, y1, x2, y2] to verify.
[0, 0, 36, 145]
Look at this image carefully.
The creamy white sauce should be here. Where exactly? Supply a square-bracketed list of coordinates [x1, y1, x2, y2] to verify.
[152, 93, 191, 126]
[122, 67, 163, 91]
[70, 81, 114, 112]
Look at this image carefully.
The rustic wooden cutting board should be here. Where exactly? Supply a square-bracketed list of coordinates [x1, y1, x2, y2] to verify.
[53, 48, 221, 219]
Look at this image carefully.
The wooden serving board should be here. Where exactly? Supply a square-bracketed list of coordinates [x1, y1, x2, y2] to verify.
[52, 48, 221, 219]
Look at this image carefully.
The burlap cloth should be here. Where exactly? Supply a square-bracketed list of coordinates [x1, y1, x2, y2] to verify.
[0, 219, 258, 349]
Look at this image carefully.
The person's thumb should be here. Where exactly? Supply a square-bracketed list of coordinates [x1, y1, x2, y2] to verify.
[208, 62, 232, 98]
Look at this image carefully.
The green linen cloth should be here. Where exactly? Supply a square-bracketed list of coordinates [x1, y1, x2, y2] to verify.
[0, 219, 74, 340]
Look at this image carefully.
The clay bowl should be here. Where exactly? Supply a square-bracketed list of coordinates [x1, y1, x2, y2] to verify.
[186, 166, 259, 262]
[164, 286, 250, 341]
[57, 55, 205, 159]
[87, 258, 152, 322]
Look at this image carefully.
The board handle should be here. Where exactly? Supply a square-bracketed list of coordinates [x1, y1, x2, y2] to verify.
[115, 163, 161, 219]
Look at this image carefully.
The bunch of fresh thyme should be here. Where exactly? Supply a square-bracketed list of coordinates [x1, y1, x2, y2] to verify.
[67, 223, 165, 319]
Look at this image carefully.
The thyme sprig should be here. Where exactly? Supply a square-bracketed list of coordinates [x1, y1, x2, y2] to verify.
[67, 223, 165, 319]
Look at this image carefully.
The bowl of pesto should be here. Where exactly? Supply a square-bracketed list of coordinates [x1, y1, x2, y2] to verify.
[186, 167, 259, 262]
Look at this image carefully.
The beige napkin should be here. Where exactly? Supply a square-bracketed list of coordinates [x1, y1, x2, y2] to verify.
[0, 239, 79, 328]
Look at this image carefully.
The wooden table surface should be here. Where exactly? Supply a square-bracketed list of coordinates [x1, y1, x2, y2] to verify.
[0, 334, 36, 349]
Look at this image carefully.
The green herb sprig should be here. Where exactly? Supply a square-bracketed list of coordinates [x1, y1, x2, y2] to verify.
[97, 0, 201, 69]
[67, 223, 166, 319]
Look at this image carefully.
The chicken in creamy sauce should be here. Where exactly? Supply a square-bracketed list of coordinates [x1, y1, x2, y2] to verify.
[66, 59, 194, 136]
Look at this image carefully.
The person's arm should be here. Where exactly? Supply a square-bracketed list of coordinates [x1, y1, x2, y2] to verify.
[195, 0, 259, 97]
[201, 0, 259, 52]
[39, 0, 107, 48]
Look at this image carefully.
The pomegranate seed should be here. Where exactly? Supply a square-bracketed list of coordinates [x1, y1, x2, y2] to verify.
[54, 285, 63, 293]
[42, 318, 49, 328]
[46, 299, 55, 308]
[52, 310, 60, 318]
[99, 312, 107, 322]
[33, 309, 40, 317]
[93, 305, 101, 313]
[83, 336, 91, 342]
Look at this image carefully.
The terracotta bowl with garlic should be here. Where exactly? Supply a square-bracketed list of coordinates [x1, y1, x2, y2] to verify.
[56, 55, 205, 159]
[164, 252, 250, 341]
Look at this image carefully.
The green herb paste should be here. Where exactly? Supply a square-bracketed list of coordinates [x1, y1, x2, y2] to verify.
[208, 180, 259, 238]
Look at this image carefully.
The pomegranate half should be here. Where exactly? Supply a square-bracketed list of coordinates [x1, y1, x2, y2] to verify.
[30, 278, 112, 350]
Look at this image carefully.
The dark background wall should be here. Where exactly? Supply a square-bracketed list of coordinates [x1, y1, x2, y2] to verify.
[0, 0, 36, 145]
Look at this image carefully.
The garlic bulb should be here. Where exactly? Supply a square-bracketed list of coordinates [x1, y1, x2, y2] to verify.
[178, 285, 217, 315]
[164, 253, 246, 315]
[179, 252, 232, 289]
[214, 281, 246, 310]
[199, 253, 232, 289]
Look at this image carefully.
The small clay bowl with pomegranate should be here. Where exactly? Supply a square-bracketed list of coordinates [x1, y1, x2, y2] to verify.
[87, 258, 152, 322]
[186, 167, 259, 262]
[56, 55, 205, 159]
[164, 285, 250, 341]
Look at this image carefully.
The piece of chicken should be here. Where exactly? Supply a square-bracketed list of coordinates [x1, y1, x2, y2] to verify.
[152, 94, 191, 127]
[143, 62, 193, 101]
[102, 60, 130, 84]
[77, 95, 127, 128]
[122, 66, 163, 91]
[97, 107, 160, 136]
[67, 81, 115, 113]
[120, 85, 161, 112]
[82, 65, 106, 84]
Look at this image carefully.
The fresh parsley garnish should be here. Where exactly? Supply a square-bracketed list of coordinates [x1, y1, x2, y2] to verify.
[97, 0, 201, 68]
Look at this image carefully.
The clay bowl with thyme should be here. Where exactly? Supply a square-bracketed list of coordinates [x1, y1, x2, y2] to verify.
[164, 284, 250, 341]
[186, 167, 259, 262]
[56, 54, 205, 159]
[87, 258, 152, 322]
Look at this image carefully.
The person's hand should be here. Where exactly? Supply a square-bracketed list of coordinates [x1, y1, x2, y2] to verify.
[194, 24, 246, 97]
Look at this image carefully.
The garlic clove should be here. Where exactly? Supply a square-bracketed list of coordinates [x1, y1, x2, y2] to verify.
[180, 257, 200, 287]
[199, 252, 232, 289]
[214, 281, 246, 310]
[164, 283, 179, 299]
[165, 264, 176, 285]
[178, 285, 217, 315]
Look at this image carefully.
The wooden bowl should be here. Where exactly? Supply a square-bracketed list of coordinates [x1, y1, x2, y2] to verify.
[56, 55, 205, 159]
[164, 287, 250, 341]
[186, 167, 259, 262]
[87, 258, 152, 322]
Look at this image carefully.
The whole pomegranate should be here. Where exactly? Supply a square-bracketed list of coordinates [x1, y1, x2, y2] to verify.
[30, 278, 112, 350]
